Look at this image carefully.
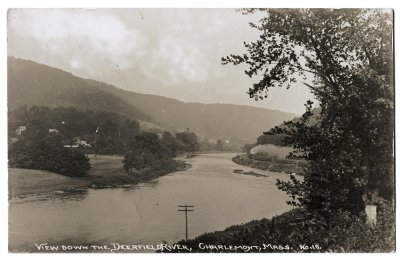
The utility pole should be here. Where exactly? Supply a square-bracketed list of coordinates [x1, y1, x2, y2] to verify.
[178, 204, 194, 241]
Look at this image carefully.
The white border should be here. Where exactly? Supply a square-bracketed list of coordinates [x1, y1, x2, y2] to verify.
[1, 1, 399, 258]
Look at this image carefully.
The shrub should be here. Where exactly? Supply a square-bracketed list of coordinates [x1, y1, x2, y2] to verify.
[9, 136, 90, 177]
[165, 201, 394, 253]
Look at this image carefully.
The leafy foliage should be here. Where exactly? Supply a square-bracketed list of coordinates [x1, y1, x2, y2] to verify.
[9, 105, 140, 154]
[8, 106, 196, 176]
[223, 9, 394, 219]
[242, 143, 256, 154]
[257, 108, 320, 146]
[9, 132, 90, 177]
[257, 133, 286, 146]
[165, 200, 394, 252]
[175, 132, 200, 152]
[123, 131, 199, 171]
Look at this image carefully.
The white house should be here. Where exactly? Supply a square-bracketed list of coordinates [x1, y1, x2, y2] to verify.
[76, 139, 91, 148]
[15, 126, 26, 135]
[63, 144, 79, 148]
[48, 128, 59, 134]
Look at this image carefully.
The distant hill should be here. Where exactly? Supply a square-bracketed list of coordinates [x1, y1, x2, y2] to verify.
[257, 108, 321, 146]
[8, 57, 152, 123]
[86, 80, 297, 143]
[8, 57, 297, 143]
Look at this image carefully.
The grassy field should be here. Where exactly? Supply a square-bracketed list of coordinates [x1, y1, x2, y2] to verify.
[85, 154, 137, 187]
[9, 154, 190, 197]
[9, 168, 90, 197]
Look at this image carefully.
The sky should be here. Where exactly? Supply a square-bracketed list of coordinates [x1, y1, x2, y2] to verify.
[7, 9, 315, 115]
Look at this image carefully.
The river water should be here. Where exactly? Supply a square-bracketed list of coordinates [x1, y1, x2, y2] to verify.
[9, 153, 293, 251]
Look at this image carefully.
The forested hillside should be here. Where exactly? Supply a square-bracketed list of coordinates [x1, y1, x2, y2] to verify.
[8, 106, 141, 154]
[8, 57, 152, 124]
[8, 57, 296, 144]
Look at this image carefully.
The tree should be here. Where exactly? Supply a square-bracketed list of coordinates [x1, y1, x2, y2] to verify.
[257, 132, 286, 146]
[175, 131, 199, 152]
[161, 131, 184, 157]
[215, 139, 224, 151]
[242, 143, 256, 154]
[9, 132, 91, 177]
[9, 105, 141, 155]
[123, 132, 174, 171]
[222, 9, 393, 218]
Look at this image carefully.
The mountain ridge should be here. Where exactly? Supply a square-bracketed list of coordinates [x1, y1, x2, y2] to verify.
[8, 57, 297, 143]
[85, 78, 295, 115]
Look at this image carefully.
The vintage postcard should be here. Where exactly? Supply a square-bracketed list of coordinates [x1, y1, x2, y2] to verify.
[7, 8, 395, 253]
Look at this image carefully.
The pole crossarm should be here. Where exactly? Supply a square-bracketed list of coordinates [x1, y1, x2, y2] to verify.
[177, 204, 195, 241]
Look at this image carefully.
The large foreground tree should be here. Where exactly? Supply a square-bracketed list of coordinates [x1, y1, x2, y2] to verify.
[223, 9, 394, 218]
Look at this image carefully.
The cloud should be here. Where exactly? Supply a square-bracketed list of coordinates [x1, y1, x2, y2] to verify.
[7, 9, 314, 114]
[130, 9, 236, 85]
[141, 35, 210, 85]
[7, 9, 239, 84]
[69, 59, 82, 70]
[8, 9, 146, 70]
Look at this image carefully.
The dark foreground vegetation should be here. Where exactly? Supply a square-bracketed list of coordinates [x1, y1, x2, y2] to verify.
[163, 202, 394, 253]
[165, 9, 395, 253]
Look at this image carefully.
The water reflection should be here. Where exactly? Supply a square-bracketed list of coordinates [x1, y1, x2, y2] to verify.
[11, 188, 89, 205]
[124, 180, 159, 192]
[9, 153, 292, 252]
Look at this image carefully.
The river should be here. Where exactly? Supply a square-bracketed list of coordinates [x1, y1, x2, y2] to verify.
[9, 153, 293, 252]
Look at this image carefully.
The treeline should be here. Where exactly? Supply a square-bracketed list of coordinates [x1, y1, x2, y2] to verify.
[123, 131, 198, 171]
[9, 106, 200, 176]
[9, 105, 141, 154]
[9, 131, 91, 177]
[8, 106, 129, 176]
[8, 106, 141, 176]
[257, 133, 286, 146]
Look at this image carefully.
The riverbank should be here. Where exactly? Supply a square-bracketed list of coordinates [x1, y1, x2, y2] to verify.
[9, 154, 192, 198]
[232, 154, 306, 175]
[162, 203, 394, 253]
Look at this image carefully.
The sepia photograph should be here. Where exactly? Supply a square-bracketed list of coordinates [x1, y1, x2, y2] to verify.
[6, 6, 395, 253]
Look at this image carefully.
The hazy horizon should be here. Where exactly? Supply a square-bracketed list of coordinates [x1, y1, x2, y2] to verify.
[8, 55, 300, 116]
[8, 9, 316, 115]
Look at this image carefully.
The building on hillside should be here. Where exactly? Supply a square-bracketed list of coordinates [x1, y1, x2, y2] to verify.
[63, 144, 79, 148]
[48, 128, 59, 134]
[15, 126, 26, 135]
[63, 138, 92, 148]
[76, 139, 91, 148]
